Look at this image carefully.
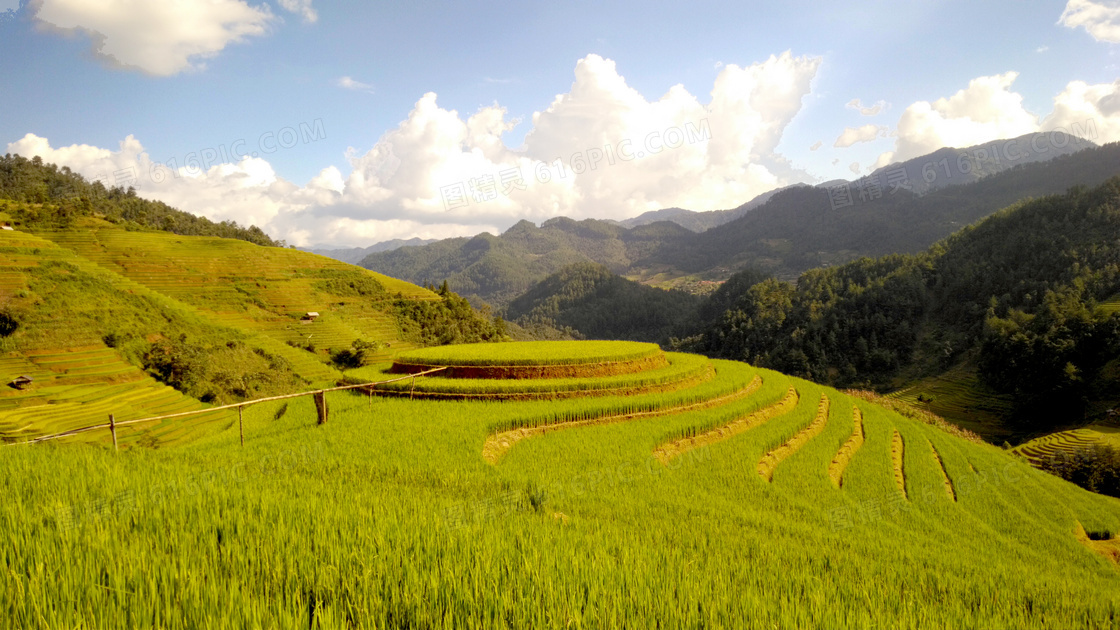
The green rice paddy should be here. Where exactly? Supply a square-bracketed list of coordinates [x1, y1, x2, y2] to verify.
[3, 225, 1120, 627]
[4, 338, 1120, 627]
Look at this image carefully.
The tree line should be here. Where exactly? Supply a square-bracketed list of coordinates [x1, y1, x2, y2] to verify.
[0, 154, 281, 246]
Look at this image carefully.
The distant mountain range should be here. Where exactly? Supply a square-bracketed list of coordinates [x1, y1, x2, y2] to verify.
[500, 176, 1120, 439]
[358, 137, 1116, 308]
[306, 238, 438, 264]
[610, 132, 1095, 233]
[612, 185, 799, 232]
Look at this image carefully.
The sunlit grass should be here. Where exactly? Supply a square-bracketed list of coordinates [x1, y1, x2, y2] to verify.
[4, 352, 1120, 628]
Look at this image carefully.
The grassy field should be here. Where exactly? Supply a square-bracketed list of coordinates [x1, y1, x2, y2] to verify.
[3, 340, 1120, 627]
[1099, 293, 1120, 316]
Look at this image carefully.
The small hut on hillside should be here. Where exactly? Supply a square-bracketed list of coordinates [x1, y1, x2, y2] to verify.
[9, 375, 33, 390]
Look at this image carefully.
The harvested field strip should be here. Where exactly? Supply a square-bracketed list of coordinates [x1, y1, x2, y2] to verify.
[653, 384, 797, 466]
[828, 406, 865, 488]
[757, 393, 829, 482]
[892, 430, 907, 497]
[392, 355, 668, 380]
[929, 439, 957, 501]
[484, 372, 762, 464]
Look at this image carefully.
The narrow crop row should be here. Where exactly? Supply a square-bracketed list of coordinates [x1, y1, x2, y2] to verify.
[828, 407, 864, 487]
[929, 439, 957, 501]
[483, 360, 759, 463]
[892, 430, 907, 498]
[756, 394, 830, 482]
[652, 382, 797, 465]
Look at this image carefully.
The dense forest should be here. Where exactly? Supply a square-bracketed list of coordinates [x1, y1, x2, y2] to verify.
[504, 262, 699, 343]
[685, 178, 1120, 431]
[395, 281, 510, 346]
[0, 153, 281, 246]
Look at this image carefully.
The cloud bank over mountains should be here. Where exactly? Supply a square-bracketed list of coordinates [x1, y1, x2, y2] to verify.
[10, 53, 828, 246]
[7, 1, 1118, 247]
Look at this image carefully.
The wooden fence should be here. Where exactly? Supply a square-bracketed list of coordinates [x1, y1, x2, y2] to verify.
[5, 367, 448, 449]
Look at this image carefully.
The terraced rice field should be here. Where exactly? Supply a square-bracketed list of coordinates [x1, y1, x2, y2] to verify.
[889, 365, 1016, 441]
[1014, 426, 1120, 466]
[365, 352, 711, 399]
[1099, 293, 1120, 316]
[388, 340, 668, 381]
[0, 347, 230, 446]
[6, 346, 1120, 626]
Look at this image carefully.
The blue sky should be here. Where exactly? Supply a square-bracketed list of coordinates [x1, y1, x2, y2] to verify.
[1, 0, 1117, 246]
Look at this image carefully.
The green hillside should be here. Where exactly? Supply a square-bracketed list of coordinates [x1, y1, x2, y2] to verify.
[504, 261, 700, 343]
[3, 340, 1120, 627]
[0, 219, 512, 444]
[360, 217, 692, 307]
[0, 160, 508, 445]
[687, 177, 1120, 439]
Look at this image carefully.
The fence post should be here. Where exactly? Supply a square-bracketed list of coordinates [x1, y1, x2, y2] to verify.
[239, 406, 244, 446]
[314, 391, 328, 425]
[410, 375, 415, 400]
[109, 414, 118, 452]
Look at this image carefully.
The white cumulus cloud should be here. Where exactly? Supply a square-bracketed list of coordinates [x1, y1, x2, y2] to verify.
[1060, 0, 1120, 43]
[338, 76, 374, 92]
[889, 72, 1039, 162]
[278, 0, 316, 23]
[877, 73, 1120, 167]
[1041, 78, 1120, 142]
[32, 0, 276, 76]
[6, 53, 823, 247]
[846, 98, 886, 116]
[834, 124, 887, 148]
